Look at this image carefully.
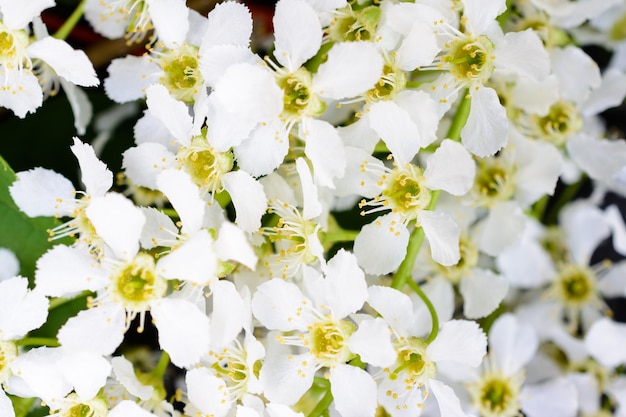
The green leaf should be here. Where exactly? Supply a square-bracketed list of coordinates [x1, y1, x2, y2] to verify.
[0, 155, 62, 281]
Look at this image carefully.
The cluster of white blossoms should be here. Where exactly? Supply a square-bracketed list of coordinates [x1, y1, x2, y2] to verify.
[3, 0, 626, 416]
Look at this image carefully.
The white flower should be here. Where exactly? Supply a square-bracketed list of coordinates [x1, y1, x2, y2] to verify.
[0, 5, 98, 118]
[366, 285, 487, 417]
[251, 249, 377, 417]
[352, 139, 475, 274]
[9, 138, 144, 259]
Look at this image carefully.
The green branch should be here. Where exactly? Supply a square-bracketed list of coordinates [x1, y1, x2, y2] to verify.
[53, 0, 88, 40]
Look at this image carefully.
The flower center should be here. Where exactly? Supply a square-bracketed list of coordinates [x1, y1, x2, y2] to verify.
[60, 395, 108, 417]
[610, 13, 626, 41]
[534, 100, 582, 147]
[539, 227, 569, 264]
[552, 263, 596, 307]
[389, 338, 436, 382]
[472, 158, 515, 206]
[0, 24, 29, 69]
[472, 374, 521, 417]
[158, 43, 202, 103]
[443, 35, 495, 84]
[0, 341, 17, 384]
[177, 135, 234, 195]
[307, 319, 354, 367]
[435, 234, 479, 283]
[367, 63, 406, 102]
[278, 68, 326, 120]
[109, 252, 167, 315]
[381, 164, 431, 220]
[328, 5, 381, 42]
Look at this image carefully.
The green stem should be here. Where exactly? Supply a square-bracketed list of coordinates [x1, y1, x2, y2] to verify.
[53, 0, 88, 40]
[529, 194, 549, 221]
[390, 190, 441, 290]
[307, 382, 334, 417]
[323, 230, 360, 244]
[406, 279, 439, 343]
[48, 291, 90, 311]
[544, 175, 587, 225]
[153, 351, 170, 379]
[16, 337, 59, 347]
[446, 90, 471, 142]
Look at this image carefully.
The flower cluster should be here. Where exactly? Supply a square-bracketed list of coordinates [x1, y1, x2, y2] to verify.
[2, 0, 626, 417]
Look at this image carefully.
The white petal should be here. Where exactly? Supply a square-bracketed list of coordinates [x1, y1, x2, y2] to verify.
[57, 304, 126, 356]
[0, 69, 43, 118]
[151, 297, 210, 368]
[0, 276, 48, 339]
[348, 318, 396, 368]
[460, 268, 508, 319]
[215, 222, 257, 270]
[582, 68, 626, 117]
[251, 279, 311, 331]
[60, 79, 93, 136]
[489, 313, 538, 374]
[27, 37, 99, 86]
[0, 390, 15, 417]
[353, 213, 409, 275]
[186, 368, 232, 417]
[329, 364, 377, 417]
[424, 139, 475, 195]
[303, 119, 346, 188]
[111, 356, 154, 400]
[139, 207, 178, 249]
[428, 378, 468, 417]
[8, 347, 73, 404]
[212, 62, 283, 127]
[427, 320, 486, 367]
[0, 0, 54, 29]
[585, 318, 626, 368]
[210, 280, 246, 348]
[366, 285, 415, 338]
[35, 245, 109, 297]
[462, 0, 505, 33]
[71, 137, 112, 196]
[395, 90, 440, 149]
[122, 143, 176, 189]
[200, 44, 257, 88]
[368, 101, 421, 165]
[494, 29, 550, 81]
[104, 56, 161, 103]
[222, 171, 267, 233]
[418, 210, 460, 266]
[156, 169, 205, 234]
[560, 202, 610, 265]
[313, 41, 383, 100]
[395, 21, 440, 71]
[513, 136, 563, 206]
[477, 201, 526, 257]
[234, 121, 289, 177]
[58, 352, 111, 400]
[606, 205, 626, 256]
[9, 167, 75, 217]
[273, 0, 322, 71]
[86, 193, 145, 259]
[550, 46, 601, 103]
[520, 377, 578, 417]
[295, 157, 322, 219]
[260, 352, 316, 405]
[333, 146, 385, 198]
[322, 249, 367, 318]
[510, 74, 560, 115]
[461, 87, 509, 157]
[146, 0, 189, 48]
[146, 84, 193, 144]
[204, 1, 252, 47]
[0, 248, 19, 281]
[156, 230, 217, 285]
[109, 400, 159, 417]
[567, 134, 626, 183]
